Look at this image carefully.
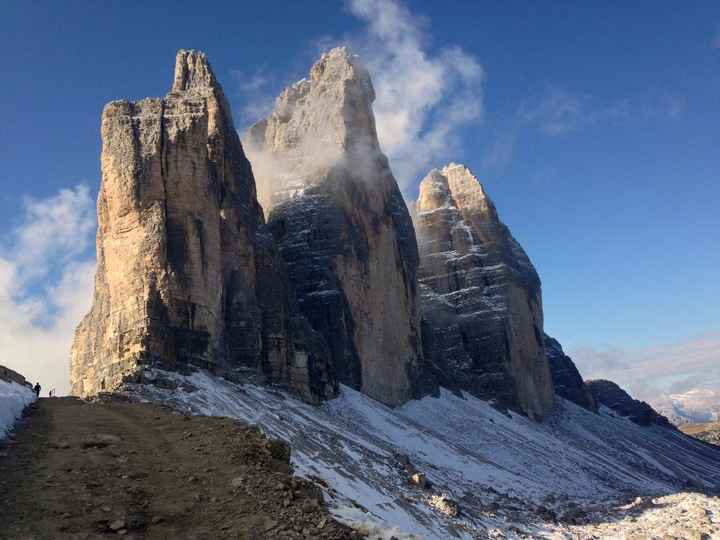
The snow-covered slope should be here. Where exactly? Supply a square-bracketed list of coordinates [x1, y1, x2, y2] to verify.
[0, 379, 35, 439]
[128, 370, 720, 539]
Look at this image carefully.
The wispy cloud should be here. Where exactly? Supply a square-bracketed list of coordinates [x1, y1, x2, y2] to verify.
[347, 0, 484, 192]
[235, 0, 484, 195]
[481, 129, 519, 172]
[479, 86, 686, 171]
[569, 331, 720, 402]
[519, 86, 630, 136]
[0, 186, 96, 395]
[232, 68, 281, 129]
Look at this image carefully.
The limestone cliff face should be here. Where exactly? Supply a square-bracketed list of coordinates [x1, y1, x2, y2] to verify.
[415, 164, 554, 419]
[71, 50, 334, 402]
[544, 335, 597, 412]
[244, 47, 425, 406]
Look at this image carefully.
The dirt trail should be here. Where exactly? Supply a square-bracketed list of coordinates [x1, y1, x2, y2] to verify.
[0, 397, 361, 540]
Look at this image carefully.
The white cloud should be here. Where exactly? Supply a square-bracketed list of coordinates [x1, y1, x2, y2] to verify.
[0, 186, 96, 396]
[569, 331, 720, 403]
[232, 68, 278, 128]
[347, 0, 484, 193]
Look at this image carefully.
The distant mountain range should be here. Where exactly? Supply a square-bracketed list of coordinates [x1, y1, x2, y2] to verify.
[651, 388, 720, 425]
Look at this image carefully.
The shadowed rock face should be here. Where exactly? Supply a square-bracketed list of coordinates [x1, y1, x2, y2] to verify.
[586, 380, 673, 428]
[0, 366, 32, 389]
[244, 47, 427, 406]
[71, 50, 335, 402]
[544, 335, 597, 412]
[415, 164, 554, 420]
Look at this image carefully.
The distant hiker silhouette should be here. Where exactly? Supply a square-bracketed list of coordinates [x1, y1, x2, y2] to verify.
[34, 382, 41, 397]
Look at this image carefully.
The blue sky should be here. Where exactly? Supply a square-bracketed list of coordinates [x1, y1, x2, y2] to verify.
[1, 0, 718, 397]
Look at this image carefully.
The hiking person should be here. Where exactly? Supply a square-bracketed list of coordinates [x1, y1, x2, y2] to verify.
[34, 382, 41, 397]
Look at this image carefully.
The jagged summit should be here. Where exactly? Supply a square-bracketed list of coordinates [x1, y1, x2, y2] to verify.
[415, 163, 554, 420]
[244, 46, 383, 212]
[243, 48, 426, 407]
[71, 50, 333, 402]
[171, 49, 220, 95]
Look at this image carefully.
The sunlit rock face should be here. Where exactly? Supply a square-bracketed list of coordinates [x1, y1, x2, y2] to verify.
[244, 47, 428, 406]
[545, 334, 598, 412]
[71, 50, 335, 402]
[415, 164, 554, 420]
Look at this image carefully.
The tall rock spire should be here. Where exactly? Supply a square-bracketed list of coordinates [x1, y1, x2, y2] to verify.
[244, 48, 428, 406]
[415, 164, 555, 419]
[71, 50, 334, 402]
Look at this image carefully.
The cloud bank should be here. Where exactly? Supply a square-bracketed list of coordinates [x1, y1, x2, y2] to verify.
[0, 186, 96, 395]
[235, 0, 485, 196]
[347, 0, 484, 193]
[570, 331, 720, 403]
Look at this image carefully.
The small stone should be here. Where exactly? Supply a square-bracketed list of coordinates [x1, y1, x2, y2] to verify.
[109, 520, 126, 532]
[230, 476, 244, 489]
[429, 494, 459, 517]
[410, 472, 427, 489]
[151, 516, 163, 525]
[82, 434, 122, 448]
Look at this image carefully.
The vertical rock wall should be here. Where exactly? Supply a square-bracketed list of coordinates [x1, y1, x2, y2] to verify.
[71, 50, 334, 402]
[244, 48, 426, 406]
[415, 164, 554, 419]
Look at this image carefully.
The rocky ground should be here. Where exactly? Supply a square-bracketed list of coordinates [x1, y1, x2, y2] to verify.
[0, 397, 360, 540]
[545, 492, 720, 539]
[682, 422, 720, 446]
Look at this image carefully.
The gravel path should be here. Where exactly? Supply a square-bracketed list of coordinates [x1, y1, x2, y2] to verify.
[0, 397, 361, 540]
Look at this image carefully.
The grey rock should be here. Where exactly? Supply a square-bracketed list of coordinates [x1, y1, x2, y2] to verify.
[586, 379, 673, 427]
[545, 334, 598, 412]
[244, 47, 427, 406]
[0, 365, 32, 389]
[414, 164, 554, 420]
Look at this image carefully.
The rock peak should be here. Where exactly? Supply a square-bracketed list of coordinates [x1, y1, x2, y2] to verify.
[415, 163, 554, 420]
[243, 48, 425, 407]
[171, 49, 219, 95]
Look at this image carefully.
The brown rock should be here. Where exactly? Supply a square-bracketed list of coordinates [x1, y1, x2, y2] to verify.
[70, 50, 333, 403]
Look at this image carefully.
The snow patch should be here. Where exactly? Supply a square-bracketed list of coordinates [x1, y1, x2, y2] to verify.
[128, 370, 720, 539]
[0, 380, 35, 439]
